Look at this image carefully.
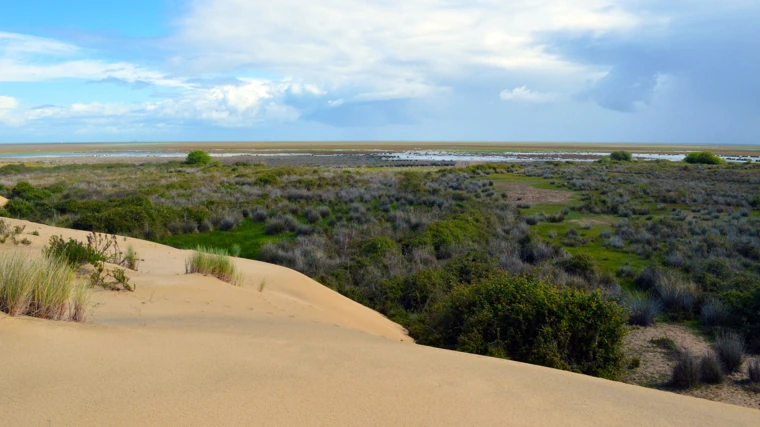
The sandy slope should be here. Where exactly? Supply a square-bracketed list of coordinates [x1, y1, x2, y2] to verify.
[0, 196, 7, 207]
[0, 219, 757, 426]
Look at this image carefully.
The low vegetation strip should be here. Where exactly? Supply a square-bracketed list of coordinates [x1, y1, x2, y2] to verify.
[1, 153, 759, 388]
[185, 246, 243, 286]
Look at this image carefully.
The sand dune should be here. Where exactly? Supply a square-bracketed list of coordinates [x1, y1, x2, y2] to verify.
[1, 218, 757, 426]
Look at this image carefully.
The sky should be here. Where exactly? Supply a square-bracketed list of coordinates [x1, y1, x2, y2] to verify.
[0, 0, 758, 144]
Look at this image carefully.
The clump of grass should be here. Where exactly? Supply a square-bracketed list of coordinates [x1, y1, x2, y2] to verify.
[627, 294, 662, 326]
[0, 252, 36, 315]
[185, 246, 243, 286]
[671, 351, 700, 390]
[258, 277, 267, 292]
[714, 332, 745, 374]
[651, 337, 679, 355]
[700, 352, 725, 384]
[700, 298, 729, 328]
[230, 244, 241, 257]
[748, 359, 760, 383]
[0, 252, 88, 322]
[125, 245, 139, 270]
[29, 256, 76, 320]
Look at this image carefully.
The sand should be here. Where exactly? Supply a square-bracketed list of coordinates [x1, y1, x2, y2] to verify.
[0, 196, 7, 207]
[1, 218, 758, 426]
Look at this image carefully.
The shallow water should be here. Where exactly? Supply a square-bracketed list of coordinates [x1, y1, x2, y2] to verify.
[1, 149, 757, 163]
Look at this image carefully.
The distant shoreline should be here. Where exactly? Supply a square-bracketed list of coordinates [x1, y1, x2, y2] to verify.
[1, 141, 760, 157]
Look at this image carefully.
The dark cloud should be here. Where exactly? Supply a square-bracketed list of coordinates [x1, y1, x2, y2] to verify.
[543, 2, 760, 115]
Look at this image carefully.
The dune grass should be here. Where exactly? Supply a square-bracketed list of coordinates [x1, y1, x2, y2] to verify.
[185, 246, 243, 286]
[0, 252, 89, 321]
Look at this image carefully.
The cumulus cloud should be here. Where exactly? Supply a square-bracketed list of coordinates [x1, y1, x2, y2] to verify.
[172, 0, 639, 96]
[1, 1, 758, 143]
[500, 86, 557, 103]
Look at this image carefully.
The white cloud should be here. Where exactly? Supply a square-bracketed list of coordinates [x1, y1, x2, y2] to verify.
[0, 95, 18, 109]
[172, 0, 642, 96]
[0, 79, 310, 128]
[0, 31, 80, 56]
[500, 86, 557, 103]
[0, 32, 188, 88]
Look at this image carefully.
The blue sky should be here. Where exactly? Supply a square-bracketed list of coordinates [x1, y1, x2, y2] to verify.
[0, 0, 758, 144]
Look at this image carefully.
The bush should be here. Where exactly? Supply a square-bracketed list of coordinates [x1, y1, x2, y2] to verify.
[700, 298, 729, 328]
[218, 216, 238, 231]
[185, 150, 212, 165]
[627, 294, 662, 326]
[250, 207, 268, 222]
[654, 278, 697, 318]
[671, 351, 700, 389]
[11, 181, 51, 201]
[254, 173, 280, 186]
[558, 253, 597, 279]
[610, 151, 633, 162]
[265, 214, 298, 235]
[417, 273, 627, 379]
[185, 246, 243, 285]
[714, 332, 745, 373]
[4, 198, 36, 218]
[684, 151, 724, 165]
[43, 235, 106, 268]
[700, 352, 725, 384]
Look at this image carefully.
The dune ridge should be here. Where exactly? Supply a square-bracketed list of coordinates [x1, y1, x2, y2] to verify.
[0, 218, 757, 426]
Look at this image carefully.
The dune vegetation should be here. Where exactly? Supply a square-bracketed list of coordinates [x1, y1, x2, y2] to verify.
[1, 154, 759, 386]
[0, 251, 89, 322]
[185, 246, 243, 286]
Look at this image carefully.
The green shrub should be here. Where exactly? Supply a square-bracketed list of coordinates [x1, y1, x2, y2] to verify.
[185, 246, 243, 286]
[11, 181, 51, 201]
[44, 235, 105, 268]
[362, 236, 397, 257]
[558, 253, 597, 278]
[185, 150, 212, 165]
[610, 151, 632, 161]
[417, 273, 627, 379]
[3, 198, 36, 218]
[684, 151, 724, 165]
[412, 219, 482, 255]
[254, 173, 280, 186]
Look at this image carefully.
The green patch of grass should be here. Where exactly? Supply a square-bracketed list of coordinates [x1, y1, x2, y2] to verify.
[651, 337, 679, 355]
[160, 220, 287, 259]
[185, 246, 243, 286]
[484, 173, 574, 192]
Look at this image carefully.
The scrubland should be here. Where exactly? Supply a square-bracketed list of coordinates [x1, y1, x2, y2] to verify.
[1, 154, 760, 407]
